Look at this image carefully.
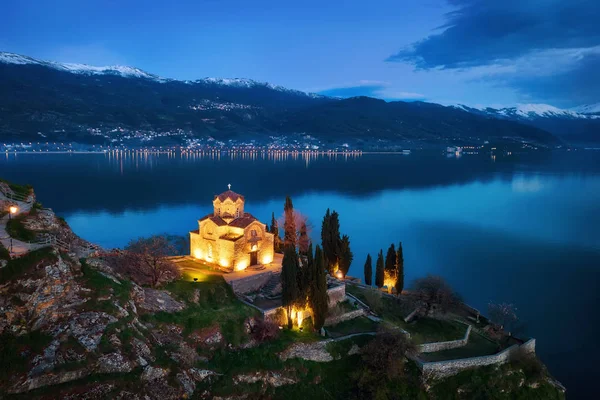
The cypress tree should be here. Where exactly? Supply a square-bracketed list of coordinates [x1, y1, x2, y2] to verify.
[283, 196, 296, 249]
[338, 234, 353, 277]
[270, 212, 281, 252]
[396, 242, 405, 296]
[321, 209, 341, 274]
[364, 253, 372, 286]
[310, 245, 329, 330]
[375, 250, 385, 288]
[385, 243, 396, 273]
[281, 245, 300, 328]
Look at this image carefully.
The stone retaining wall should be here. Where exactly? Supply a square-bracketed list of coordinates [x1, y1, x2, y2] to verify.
[417, 338, 536, 379]
[324, 309, 366, 327]
[327, 284, 346, 305]
[418, 325, 472, 353]
[229, 272, 274, 294]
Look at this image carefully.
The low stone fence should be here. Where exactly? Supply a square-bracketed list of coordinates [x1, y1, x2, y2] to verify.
[404, 308, 419, 323]
[324, 309, 366, 327]
[415, 338, 536, 379]
[229, 272, 275, 294]
[418, 325, 472, 353]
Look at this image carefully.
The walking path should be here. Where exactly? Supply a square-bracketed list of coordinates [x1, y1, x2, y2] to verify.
[0, 195, 40, 257]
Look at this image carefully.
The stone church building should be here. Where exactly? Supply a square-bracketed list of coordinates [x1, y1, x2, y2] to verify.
[190, 187, 275, 271]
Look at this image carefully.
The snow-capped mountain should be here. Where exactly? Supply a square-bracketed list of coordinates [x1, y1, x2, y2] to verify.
[0, 51, 322, 98]
[570, 103, 600, 114]
[456, 103, 598, 120]
[0, 52, 164, 81]
[454, 103, 600, 144]
[0, 51, 565, 146]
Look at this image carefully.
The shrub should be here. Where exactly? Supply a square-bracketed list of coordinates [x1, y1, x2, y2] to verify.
[251, 319, 280, 343]
[6, 215, 37, 242]
[361, 327, 416, 380]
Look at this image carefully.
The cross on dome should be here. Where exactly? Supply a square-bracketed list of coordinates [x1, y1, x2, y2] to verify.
[228, 183, 231, 190]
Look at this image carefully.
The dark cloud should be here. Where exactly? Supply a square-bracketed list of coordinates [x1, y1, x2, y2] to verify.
[507, 53, 600, 107]
[387, 0, 600, 105]
[389, 0, 600, 68]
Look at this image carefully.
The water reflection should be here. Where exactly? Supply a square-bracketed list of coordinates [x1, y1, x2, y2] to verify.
[1, 150, 600, 396]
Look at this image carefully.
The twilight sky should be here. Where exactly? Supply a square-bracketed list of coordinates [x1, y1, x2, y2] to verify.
[2, 0, 599, 108]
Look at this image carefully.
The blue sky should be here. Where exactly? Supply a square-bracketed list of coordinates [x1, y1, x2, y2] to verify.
[2, 0, 599, 107]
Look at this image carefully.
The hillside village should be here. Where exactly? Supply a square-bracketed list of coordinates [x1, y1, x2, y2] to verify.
[0, 179, 565, 399]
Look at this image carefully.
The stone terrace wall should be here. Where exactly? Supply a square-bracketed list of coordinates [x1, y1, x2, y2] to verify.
[418, 338, 536, 379]
[229, 272, 274, 294]
[419, 325, 472, 353]
[324, 309, 366, 327]
[327, 285, 346, 305]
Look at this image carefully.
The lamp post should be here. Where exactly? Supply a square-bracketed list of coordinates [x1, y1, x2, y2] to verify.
[9, 205, 18, 221]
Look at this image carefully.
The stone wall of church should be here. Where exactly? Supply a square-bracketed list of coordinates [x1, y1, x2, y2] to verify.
[233, 238, 249, 270]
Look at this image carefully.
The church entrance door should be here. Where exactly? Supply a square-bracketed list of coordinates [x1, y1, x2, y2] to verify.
[250, 251, 258, 266]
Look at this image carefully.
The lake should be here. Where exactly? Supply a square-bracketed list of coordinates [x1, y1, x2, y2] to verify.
[2, 150, 599, 397]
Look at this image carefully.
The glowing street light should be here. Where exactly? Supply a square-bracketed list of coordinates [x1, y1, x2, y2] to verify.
[8, 205, 18, 220]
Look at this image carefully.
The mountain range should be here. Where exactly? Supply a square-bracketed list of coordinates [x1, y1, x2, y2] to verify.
[1, 51, 598, 147]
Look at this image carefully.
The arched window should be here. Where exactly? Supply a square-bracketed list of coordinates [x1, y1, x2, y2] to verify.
[251, 229, 257, 237]
[217, 207, 220, 216]
[236, 208, 240, 218]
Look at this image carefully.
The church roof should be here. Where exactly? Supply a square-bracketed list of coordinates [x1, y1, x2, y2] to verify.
[199, 214, 228, 226]
[228, 213, 258, 228]
[214, 190, 244, 203]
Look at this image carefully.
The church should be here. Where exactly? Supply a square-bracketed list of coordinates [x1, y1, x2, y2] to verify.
[190, 186, 275, 271]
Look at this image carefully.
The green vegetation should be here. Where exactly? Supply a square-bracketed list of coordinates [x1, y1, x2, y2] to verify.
[346, 285, 465, 344]
[0, 242, 9, 261]
[375, 249, 384, 287]
[79, 258, 132, 315]
[326, 316, 378, 338]
[142, 270, 258, 345]
[396, 242, 404, 294]
[326, 334, 373, 359]
[419, 331, 499, 362]
[429, 362, 565, 400]
[281, 245, 301, 329]
[0, 178, 33, 198]
[80, 258, 131, 303]
[363, 253, 372, 286]
[5, 214, 37, 242]
[306, 245, 329, 330]
[0, 330, 53, 385]
[0, 247, 58, 283]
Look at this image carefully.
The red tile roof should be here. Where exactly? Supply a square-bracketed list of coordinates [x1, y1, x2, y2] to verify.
[214, 190, 244, 202]
[228, 213, 258, 228]
[199, 214, 228, 226]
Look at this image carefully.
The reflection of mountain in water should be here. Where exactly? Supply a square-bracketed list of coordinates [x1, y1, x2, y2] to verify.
[1, 151, 600, 215]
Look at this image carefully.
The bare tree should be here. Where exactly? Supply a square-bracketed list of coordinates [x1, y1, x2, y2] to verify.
[412, 275, 461, 314]
[278, 209, 311, 252]
[356, 327, 417, 398]
[115, 235, 181, 287]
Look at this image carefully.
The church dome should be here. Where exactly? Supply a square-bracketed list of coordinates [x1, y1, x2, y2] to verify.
[214, 190, 244, 203]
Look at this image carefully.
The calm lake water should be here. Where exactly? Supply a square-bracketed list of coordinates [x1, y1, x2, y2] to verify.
[2, 150, 599, 397]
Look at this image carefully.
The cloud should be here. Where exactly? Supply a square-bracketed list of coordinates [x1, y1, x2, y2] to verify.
[387, 0, 600, 106]
[318, 81, 425, 101]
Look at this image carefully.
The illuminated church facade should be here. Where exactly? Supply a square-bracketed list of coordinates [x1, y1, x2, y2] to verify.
[190, 187, 275, 271]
